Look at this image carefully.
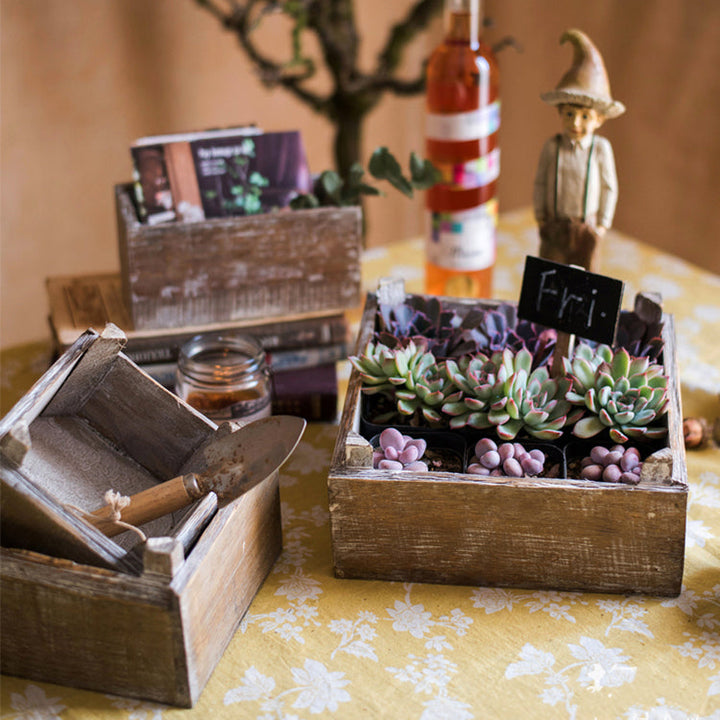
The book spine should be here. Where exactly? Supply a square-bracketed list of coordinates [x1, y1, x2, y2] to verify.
[123, 316, 348, 366]
[265, 343, 347, 372]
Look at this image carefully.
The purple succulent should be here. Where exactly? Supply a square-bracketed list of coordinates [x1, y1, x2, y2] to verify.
[373, 428, 428, 471]
[375, 295, 462, 357]
[579, 444, 643, 484]
[467, 437, 547, 477]
[446, 303, 557, 367]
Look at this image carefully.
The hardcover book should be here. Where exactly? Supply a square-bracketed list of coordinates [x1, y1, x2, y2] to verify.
[47, 273, 349, 365]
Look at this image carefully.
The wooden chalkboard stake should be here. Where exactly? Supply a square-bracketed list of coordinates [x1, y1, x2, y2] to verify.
[551, 330, 574, 378]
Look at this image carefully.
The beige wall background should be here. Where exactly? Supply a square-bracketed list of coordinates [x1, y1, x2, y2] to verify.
[2, 0, 719, 349]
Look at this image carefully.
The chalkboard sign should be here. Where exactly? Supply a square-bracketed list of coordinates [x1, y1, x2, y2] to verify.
[517, 256, 624, 344]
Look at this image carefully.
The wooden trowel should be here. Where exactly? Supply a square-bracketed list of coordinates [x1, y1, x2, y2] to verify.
[88, 415, 306, 537]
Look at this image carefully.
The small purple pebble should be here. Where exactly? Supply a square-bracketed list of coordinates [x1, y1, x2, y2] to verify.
[513, 442, 528, 458]
[404, 461, 429, 472]
[476, 438, 497, 455]
[521, 458, 544, 476]
[603, 464, 622, 483]
[580, 456, 594, 468]
[503, 457, 523, 477]
[385, 446, 399, 461]
[590, 446, 609, 464]
[529, 449, 545, 463]
[489, 468, 504, 476]
[581, 464, 604, 481]
[605, 450, 623, 467]
[481, 450, 501, 469]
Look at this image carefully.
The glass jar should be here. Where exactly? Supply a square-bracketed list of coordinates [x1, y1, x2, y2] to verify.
[176, 333, 272, 424]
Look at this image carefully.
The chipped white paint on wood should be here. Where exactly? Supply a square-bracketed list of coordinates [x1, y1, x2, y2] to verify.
[115, 185, 362, 330]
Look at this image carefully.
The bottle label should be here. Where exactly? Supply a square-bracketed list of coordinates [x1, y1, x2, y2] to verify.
[426, 102, 500, 142]
[434, 148, 500, 189]
[426, 200, 498, 271]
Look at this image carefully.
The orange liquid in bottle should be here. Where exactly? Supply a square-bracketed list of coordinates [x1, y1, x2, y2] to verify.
[424, 2, 500, 298]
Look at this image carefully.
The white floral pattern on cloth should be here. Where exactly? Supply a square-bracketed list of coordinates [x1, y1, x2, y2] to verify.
[2, 211, 720, 719]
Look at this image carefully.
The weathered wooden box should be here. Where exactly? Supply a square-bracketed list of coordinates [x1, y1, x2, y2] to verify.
[328, 292, 688, 596]
[115, 183, 362, 330]
[0, 326, 282, 706]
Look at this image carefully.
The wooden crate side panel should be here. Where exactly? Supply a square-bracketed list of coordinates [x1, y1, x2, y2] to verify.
[173, 472, 283, 702]
[328, 473, 687, 595]
[0, 549, 192, 706]
[78, 354, 214, 479]
[116, 186, 362, 329]
[662, 314, 687, 486]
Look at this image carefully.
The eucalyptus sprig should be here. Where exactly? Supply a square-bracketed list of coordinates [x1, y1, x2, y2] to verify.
[290, 147, 440, 209]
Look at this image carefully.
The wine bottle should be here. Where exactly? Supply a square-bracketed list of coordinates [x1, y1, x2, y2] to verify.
[424, 0, 500, 298]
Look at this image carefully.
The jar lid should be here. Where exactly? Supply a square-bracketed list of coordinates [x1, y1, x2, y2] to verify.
[178, 333, 267, 385]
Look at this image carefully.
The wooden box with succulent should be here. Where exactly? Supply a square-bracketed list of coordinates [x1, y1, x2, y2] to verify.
[328, 284, 687, 596]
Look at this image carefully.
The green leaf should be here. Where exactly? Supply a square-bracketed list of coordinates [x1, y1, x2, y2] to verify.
[319, 170, 344, 204]
[611, 348, 631, 380]
[409, 152, 441, 189]
[289, 193, 320, 209]
[368, 147, 414, 197]
[573, 416, 605, 438]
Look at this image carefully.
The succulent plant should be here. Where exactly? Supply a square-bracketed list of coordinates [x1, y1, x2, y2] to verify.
[372, 428, 428, 471]
[349, 340, 453, 426]
[443, 347, 580, 440]
[578, 444, 643, 484]
[467, 437, 547, 477]
[375, 295, 462, 357]
[446, 303, 557, 367]
[564, 343, 669, 444]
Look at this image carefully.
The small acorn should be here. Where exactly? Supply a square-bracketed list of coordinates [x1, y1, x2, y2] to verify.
[683, 416, 711, 450]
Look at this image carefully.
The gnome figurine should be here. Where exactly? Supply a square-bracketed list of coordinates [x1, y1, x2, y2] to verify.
[533, 29, 625, 272]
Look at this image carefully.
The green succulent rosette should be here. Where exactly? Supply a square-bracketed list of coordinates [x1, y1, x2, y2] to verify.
[349, 340, 452, 426]
[564, 343, 669, 443]
[443, 347, 579, 440]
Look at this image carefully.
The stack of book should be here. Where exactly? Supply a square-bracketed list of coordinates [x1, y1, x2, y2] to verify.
[46, 273, 346, 422]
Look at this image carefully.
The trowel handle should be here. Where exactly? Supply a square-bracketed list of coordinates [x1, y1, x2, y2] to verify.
[87, 474, 204, 538]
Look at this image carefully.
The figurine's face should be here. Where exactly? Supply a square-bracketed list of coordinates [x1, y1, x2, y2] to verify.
[559, 104, 604, 141]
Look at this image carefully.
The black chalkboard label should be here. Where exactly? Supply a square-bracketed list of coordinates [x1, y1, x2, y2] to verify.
[517, 256, 624, 344]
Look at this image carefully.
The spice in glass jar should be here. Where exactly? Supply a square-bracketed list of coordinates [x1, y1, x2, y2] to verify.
[175, 333, 271, 423]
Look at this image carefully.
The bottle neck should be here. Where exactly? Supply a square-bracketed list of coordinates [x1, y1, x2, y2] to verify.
[444, 0, 481, 48]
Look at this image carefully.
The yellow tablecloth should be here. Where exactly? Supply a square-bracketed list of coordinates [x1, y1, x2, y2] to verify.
[2, 209, 720, 719]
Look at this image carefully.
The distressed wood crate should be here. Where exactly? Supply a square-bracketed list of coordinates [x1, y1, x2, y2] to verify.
[0, 326, 282, 706]
[327, 292, 688, 596]
[115, 183, 362, 330]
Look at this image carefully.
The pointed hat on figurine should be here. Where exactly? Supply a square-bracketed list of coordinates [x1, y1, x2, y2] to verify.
[541, 28, 625, 119]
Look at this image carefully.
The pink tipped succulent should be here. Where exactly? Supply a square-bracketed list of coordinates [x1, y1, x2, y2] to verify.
[579, 444, 643, 484]
[467, 437, 546, 477]
[373, 428, 429, 471]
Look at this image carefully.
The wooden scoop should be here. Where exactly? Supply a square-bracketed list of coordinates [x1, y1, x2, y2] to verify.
[88, 415, 306, 537]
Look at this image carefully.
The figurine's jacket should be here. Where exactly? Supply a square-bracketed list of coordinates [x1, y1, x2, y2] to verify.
[533, 133, 618, 230]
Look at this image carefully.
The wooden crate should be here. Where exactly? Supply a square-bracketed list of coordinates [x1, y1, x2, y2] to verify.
[115, 184, 362, 330]
[0, 326, 282, 706]
[328, 293, 688, 596]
